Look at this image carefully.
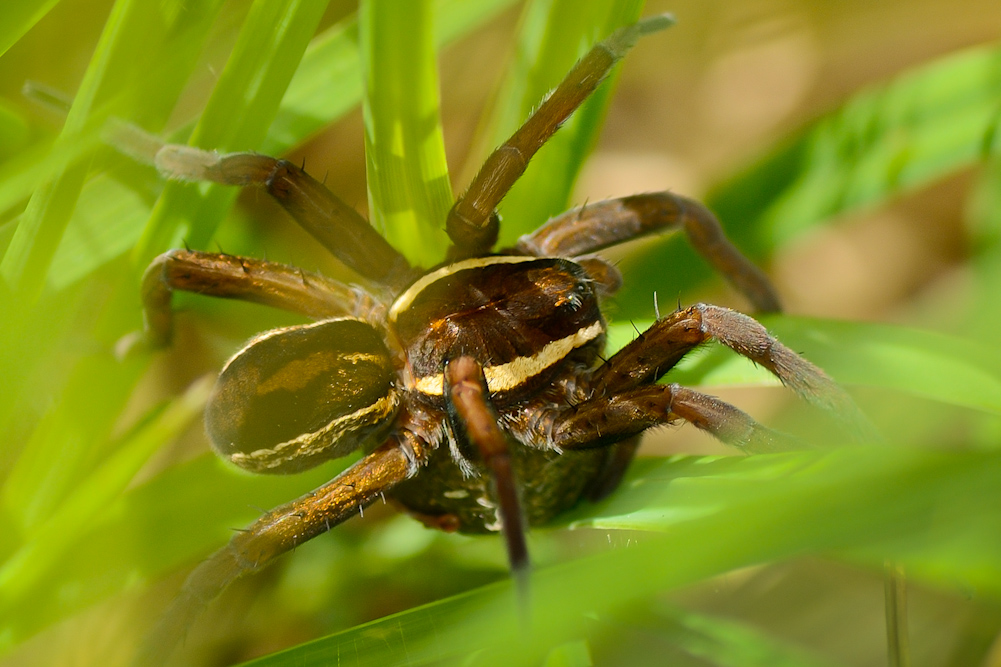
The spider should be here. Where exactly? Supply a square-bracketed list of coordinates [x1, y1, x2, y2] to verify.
[128, 14, 864, 664]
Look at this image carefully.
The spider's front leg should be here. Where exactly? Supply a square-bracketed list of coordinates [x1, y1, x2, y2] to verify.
[445, 357, 529, 578]
[135, 433, 429, 667]
[111, 123, 417, 290]
[445, 14, 675, 256]
[553, 382, 789, 452]
[141, 249, 385, 346]
[515, 193, 781, 313]
[543, 304, 873, 452]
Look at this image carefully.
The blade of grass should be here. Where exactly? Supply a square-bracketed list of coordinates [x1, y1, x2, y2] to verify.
[711, 42, 1001, 251]
[0, 0, 60, 58]
[0, 377, 210, 651]
[0, 0, 226, 299]
[130, 0, 328, 267]
[648, 603, 843, 667]
[264, 0, 517, 155]
[359, 0, 452, 266]
[0, 450, 353, 647]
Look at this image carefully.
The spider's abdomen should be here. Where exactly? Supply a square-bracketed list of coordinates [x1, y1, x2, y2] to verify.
[388, 256, 605, 406]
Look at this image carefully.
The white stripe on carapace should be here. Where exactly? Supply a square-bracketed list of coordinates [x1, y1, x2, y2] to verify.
[388, 255, 543, 323]
[410, 320, 604, 396]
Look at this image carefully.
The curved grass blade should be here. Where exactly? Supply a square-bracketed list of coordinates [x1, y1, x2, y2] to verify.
[0, 377, 210, 651]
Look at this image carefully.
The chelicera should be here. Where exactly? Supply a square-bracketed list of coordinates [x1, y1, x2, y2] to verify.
[131, 15, 863, 662]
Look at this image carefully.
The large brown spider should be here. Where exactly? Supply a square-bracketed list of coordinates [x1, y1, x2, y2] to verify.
[128, 15, 863, 664]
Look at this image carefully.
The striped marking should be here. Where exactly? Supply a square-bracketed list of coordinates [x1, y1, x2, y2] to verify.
[228, 390, 399, 472]
[388, 255, 541, 323]
[410, 320, 604, 397]
[221, 317, 368, 374]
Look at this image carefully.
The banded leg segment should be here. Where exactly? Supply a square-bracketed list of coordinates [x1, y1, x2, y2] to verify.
[445, 357, 529, 576]
[553, 384, 789, 452]
[141, 249, 384, 346]
[446, 15, 674, 255]
[113, 122, 416, 289]
[516, 193, 780, 312]
[135, 433, 429, 667]
[591, 304, 874, 440]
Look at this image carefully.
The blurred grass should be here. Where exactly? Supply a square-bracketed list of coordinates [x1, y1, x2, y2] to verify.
[0, 0, 999, 666]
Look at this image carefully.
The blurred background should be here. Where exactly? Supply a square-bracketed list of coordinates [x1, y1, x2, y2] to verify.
[1, 1, 999, 665]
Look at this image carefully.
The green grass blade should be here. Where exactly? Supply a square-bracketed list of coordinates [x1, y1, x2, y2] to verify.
[359, 0, 451, 266]
[0, 378, 210, 636]
[130, 0, 328, 266]
[0, 451, 352, 646]
[476, 0, 648, 246]
[650, 604, 842, 667]
[0, 0, 226, 299]
[710, 42, 1001, 251]
[0, 0, 59, 58]
[265, 0, 517, 156]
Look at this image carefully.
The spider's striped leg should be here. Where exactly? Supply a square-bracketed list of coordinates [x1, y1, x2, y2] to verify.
[551, 383, 792, 453]
[134, 433, 429, 667]
[445, 356, 529, 579]
[515, 193, 780, 313]
[140, 250, 385, 347]
[589, 304, 875, 441]
[446, 15, 674, 257]
[111, 123, 417, 290]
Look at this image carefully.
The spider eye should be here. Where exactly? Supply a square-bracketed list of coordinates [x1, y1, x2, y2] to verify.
[206, 318, 398, 474]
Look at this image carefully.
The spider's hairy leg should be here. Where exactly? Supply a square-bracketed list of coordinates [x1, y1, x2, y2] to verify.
[445, 357, 529, 582]
[110, 122, 416, 290]
[592, 304, 876, 440]
[446, 14, 675, 256]
[141, 249, 384, 346]
[515, 192, 780, 312]
[552, 384, 792, 453]
[134, 434, 429, 667]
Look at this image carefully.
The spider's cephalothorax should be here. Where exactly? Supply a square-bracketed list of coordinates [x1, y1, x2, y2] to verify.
[129, 15, 868, 664]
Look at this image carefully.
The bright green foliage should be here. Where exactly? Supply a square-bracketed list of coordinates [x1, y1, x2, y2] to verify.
[359, 0, 452, 265]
